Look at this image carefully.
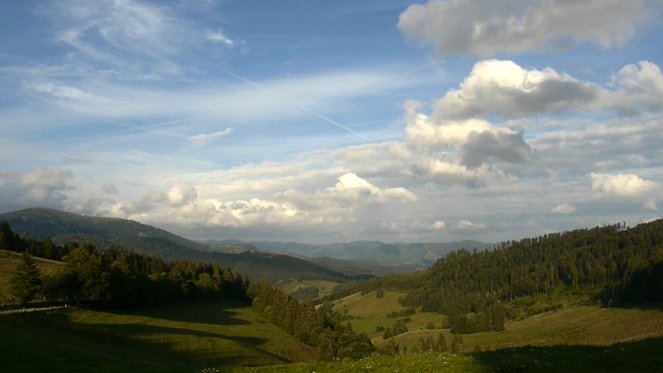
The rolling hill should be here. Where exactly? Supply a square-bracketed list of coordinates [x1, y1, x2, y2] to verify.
[0, 208, 352, 283]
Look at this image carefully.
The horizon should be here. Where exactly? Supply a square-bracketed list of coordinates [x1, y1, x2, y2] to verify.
[0, 205, 651, 247]
[1, 1, 662, 244]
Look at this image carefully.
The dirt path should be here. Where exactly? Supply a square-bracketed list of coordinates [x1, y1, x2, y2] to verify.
[0, 305, 67, 315]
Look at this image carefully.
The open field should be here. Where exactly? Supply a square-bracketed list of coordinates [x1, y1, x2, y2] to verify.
[332, 289, 444, 338]
[333, 289, 663, 353]
[232, 338, 663, 372]
[374, 304, 663, 353]
[279, 280, 340, 299]
[0, 250, 64, 306]
[0, 300, 313, 372]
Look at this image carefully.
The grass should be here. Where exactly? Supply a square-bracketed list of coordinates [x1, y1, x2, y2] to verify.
[375, 304, 663, 354]
[230, 337, 663, 372]
[0, 300, 314, 372]
[279, 280, 340, 299]
[332, 290, 445, 339]
[0, 250, 64, 306]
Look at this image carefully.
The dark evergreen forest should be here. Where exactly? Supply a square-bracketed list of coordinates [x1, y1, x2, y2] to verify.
[326, 220, 663, 333]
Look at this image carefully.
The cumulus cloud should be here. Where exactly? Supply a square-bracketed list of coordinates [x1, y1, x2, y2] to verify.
[607, 61, 663, 114]
[398, 0, 648, 57]
[0, 168, 74, 211]
[432, 220, 447, 230]
[590, 172, 657, 197]
[325, 173, 417, 203]
[433, 60, 597, 120]
[551, 203, 576, 214]
[404, 99, 531, 176]
[166, 186, 197, 207]
[459, 130, 530, 168]
[187, 128, 233, 147]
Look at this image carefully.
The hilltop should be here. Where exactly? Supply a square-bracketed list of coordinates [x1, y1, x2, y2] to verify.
[0, 208, 351, 283]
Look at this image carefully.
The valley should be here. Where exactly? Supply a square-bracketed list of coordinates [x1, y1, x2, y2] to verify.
[1, 211, 663, 371]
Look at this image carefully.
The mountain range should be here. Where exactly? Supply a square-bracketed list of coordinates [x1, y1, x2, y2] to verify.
[0, 207, 488, 281]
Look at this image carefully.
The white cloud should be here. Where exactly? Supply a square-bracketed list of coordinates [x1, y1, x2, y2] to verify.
[458, 219, 485, 229]
[187, 128, 233, 147]
[325, 173, 417, 203]
[432, 220, 447, 230]
[398, 0, 648, 57]
[31, 82, 101, 101]
[433, 60, 597, 120]
[166, 186, 197, 207]
[591, 172, 657, 197]
[0, 168, 74, 210]
[404, 99, 531, 175]
[206, 31, 240, 48]
[551, 203, 576, 214]
[606, 61, 663, 114]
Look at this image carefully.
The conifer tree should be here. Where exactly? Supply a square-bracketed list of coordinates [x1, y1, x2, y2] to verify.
[9, 252, 42, 307]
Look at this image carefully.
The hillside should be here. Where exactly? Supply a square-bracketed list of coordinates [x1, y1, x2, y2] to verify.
[0, 208, 352, 284]
[0, 301, 314, 372]
[326, 219, 663, 334]
[0, 250, 64, 307]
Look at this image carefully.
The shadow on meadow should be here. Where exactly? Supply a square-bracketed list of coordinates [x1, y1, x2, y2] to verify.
[0, 304, 291, 372]
[116, 300, 252, 326]
[472, 337, 663, 372]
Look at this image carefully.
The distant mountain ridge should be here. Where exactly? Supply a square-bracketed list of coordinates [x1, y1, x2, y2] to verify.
[248, 239, 490, 270]
[0, 207, 489, 280]
[0, 208, 351, 283]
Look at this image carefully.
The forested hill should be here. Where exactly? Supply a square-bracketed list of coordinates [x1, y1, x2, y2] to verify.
[0, 208, 351, 283]
[329, 220, 663, 320]
[0, 207, 208, 251]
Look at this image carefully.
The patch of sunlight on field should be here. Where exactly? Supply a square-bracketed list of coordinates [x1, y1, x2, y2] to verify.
[376, 304, 663, 353]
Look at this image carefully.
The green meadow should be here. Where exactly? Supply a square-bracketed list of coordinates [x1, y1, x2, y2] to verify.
[0, 301, 313, 372]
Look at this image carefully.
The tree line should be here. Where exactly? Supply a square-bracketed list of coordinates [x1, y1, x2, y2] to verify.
[2, 221, 249, 308]
[3, 221, 376, 362]
[249, 282, 374, 360]
[325, 220, 663, 333]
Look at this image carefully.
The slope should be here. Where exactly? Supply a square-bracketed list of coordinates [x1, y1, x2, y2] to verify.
[0, 208, 351, 284]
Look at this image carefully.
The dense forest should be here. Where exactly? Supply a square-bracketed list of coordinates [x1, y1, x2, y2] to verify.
[1, 221, 250, 308]
[327, 220, 663, 333]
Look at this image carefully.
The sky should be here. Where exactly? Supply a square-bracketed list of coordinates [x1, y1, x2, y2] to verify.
[1, 0, 662, 244]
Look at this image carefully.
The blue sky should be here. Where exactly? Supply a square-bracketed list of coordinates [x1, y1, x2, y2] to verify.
[1, 0, 662, 244]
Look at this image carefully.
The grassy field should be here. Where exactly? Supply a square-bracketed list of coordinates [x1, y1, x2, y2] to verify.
[279, 280, 339, 299]
[0, 300, 314, 372]
[332, 289, 663, 355]
[231, 337, 663, 372]
[331, 289, 443, 339]
[0, 250, 64, 306]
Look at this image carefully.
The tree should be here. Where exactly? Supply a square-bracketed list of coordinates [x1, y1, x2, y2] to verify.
[451, 333, 464, 354]
[9, 252, 42, 307]
[437, 332, 448, 352]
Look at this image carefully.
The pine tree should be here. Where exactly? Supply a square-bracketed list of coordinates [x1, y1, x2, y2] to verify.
[451, 333, 464, 354]
[9, 252, 42, 307]
[437, 332, 448, 352]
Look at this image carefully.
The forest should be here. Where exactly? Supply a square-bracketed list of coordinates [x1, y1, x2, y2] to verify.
[326, 220, 663, 333]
